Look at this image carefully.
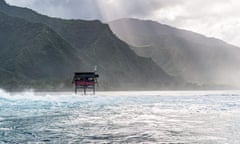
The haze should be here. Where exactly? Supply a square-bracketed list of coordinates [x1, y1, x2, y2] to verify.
[5, 0, 240, 47]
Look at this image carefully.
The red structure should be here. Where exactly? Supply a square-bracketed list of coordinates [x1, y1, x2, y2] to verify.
[72, 72, 99, 94]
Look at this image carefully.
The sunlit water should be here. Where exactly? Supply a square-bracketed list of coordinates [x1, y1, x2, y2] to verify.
[0, 90, 240, 143]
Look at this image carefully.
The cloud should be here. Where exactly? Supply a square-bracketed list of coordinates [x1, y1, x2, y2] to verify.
[5, 0, 181, 20]
[156, 0, 240, 47]
[5, 0, 240, 47]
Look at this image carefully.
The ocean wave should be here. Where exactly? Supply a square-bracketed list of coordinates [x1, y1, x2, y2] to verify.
[0, 90, 240, 143]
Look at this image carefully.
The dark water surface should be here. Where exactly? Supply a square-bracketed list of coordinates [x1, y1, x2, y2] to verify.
[0, 91, 240, 143]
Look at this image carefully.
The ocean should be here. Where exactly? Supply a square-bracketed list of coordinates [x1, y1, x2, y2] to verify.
[0, 90, 240, 143]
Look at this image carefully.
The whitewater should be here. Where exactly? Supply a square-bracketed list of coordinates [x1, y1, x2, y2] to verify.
[0, 90, 240, 143]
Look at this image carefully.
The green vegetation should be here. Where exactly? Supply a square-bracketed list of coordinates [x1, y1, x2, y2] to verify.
[0, 1, 174, 91]
[110, 18, 240, 88]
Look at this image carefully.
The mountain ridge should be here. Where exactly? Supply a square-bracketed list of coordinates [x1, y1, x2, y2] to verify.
[0, 1, 175, 91]
[0, 11, 86, 90]
[109, 18, 240, 87]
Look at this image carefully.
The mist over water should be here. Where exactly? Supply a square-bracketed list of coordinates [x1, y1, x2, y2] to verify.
[0, 90, 240, 143]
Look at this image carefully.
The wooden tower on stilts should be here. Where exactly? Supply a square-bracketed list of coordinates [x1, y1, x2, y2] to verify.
[72, 72, 99, 95]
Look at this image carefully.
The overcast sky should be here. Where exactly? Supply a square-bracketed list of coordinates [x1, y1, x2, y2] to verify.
[5, 0, 240, 47]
